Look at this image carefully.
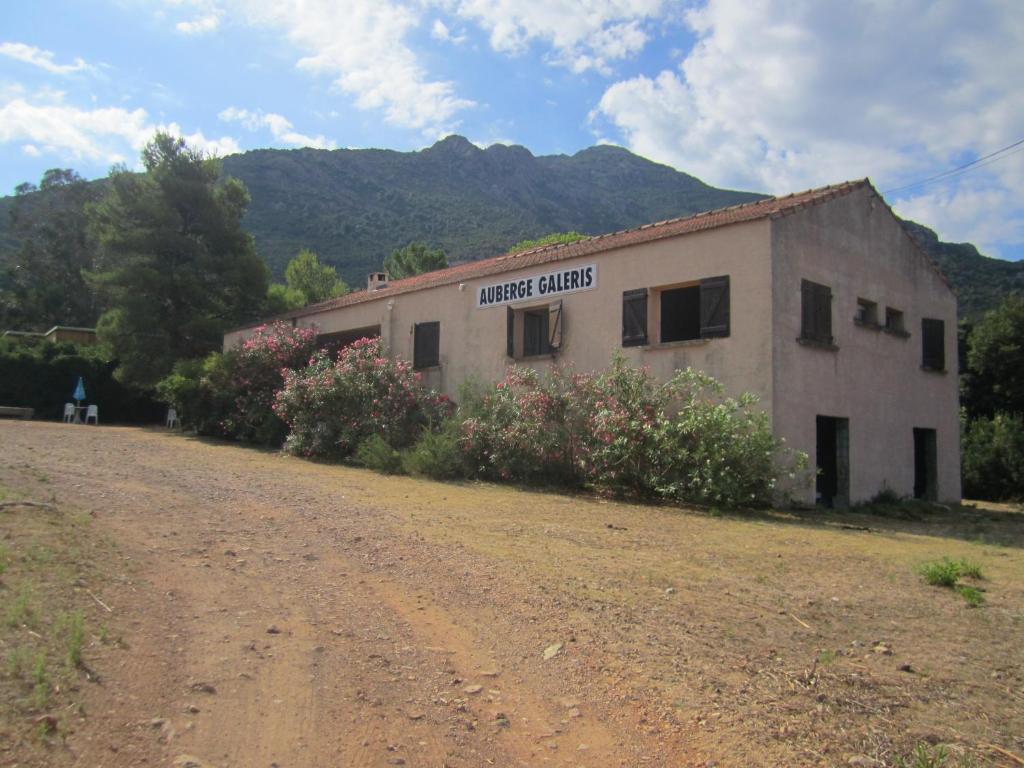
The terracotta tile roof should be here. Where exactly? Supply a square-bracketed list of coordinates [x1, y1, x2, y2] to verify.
[233, 178, 912, 331]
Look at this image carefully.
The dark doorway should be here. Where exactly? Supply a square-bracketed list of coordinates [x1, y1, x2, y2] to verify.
[816, 415, 850, 508]
[913, 428, 937, 500]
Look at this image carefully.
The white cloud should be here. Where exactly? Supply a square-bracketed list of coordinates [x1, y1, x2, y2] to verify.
[594, 0, 1024, 250]
[0, 42, 91, 75]
[199, 1, 475, 134]
[219, 106, 337, 149]
[0, 90, 240, 165]
[21, 144, 41, 157]
[176, 12, 222, 34]
[431, 19, 451, 41]
[451, 0, 663, 74]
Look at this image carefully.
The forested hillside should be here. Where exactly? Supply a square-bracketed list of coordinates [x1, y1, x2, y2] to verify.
[2, 136, 1020, 321]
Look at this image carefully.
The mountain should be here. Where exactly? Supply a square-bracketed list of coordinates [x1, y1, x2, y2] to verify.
[219, 135, 765, 283]
[2, 136, 1020, 320]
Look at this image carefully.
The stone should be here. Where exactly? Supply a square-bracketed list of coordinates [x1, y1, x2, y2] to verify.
[543, 643, 563, 660]
[464, 685, 483, 695]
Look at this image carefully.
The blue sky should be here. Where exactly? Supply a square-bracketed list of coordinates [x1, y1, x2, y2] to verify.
[1, 0, 1022, 259]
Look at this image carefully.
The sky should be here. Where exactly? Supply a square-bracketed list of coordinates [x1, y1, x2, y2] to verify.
[1, 0, 1022, 259]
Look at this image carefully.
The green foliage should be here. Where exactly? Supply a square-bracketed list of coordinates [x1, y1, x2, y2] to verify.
[384, 241, 448, 280]
[510, 231, 587, 252]
[156, 321, 318, 444]
[962, 294, 1024, 417]
[460, 356, 802, 506]
[355, 435, 405, 474]
[55, 611, 85, 668]
[0, 168, 103, 331]
[283, 248, 348, 305]
[919, 557, 985, 605]
[156, 353, 236, 437]
[0, 338, 159, 421]
[961, 412, 1024, 500]
[402, 420, 467, 480]
[274, 337, 454, 459]
[265, 282, 305, 313]
[88, 133, 268, 387]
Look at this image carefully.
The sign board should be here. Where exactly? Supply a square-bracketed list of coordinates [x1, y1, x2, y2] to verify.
[476, 263, 597, 309]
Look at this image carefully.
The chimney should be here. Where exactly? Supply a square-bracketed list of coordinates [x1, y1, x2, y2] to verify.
[367, 272, 389, 291]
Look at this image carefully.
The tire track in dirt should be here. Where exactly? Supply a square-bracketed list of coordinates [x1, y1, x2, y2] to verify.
[1, 424, 651, 767]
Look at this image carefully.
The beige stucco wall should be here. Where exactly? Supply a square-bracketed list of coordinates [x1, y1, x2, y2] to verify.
[226, 218, 777, 411]
[770, 187, 961, 504]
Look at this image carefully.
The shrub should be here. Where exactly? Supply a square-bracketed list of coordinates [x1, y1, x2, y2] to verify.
[458, 355, 801, 506]
[403, 420, 466, 479]
[275, 337, 453, 459]
[157, 321, 317, 444]
[225, 322, 318, 445]
[961, 412, 1024, 501]
[919, 557, 985, 606]
[355, 435, 405, 474]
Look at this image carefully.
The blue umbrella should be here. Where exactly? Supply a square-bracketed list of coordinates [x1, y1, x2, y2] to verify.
[72, 376, 86, 416]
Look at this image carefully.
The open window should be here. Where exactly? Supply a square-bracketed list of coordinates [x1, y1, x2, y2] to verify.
[506, 300, 563, 358]
[854, 298, 879, 328]
[413, 321, 440, 369]
[921, 318, 945, 371]
[622, 276, 729, 346]
[800, 279, 833, 346]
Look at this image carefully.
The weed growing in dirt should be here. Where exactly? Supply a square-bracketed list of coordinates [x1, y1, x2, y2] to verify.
[0, 542, 8, 578]
[5, 586, 36, 628]
[30, 652, 48, 709]
[894, 742, 979, 768]
[56, 611, 85, 668]
[816, 650, 837, 666]
[919, 558, 986, 605]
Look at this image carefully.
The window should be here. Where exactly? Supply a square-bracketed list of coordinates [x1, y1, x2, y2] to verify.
[800, 279, 833, 346]
[854, 298, 878, 328]
[506, 301, 563, 358]
[413, 321, 439, 369]
[623, 275, 729, 346]
[884, 307, 907, 336]
[921, 318, 945, 371]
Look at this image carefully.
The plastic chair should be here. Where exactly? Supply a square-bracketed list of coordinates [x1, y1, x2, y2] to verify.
[85, 404, 99, 424]
[166, 408, 179, 429]
[62, 403, 75, 423]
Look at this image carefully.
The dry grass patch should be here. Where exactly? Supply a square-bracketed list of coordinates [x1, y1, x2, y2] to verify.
[0, 477, 120, 765]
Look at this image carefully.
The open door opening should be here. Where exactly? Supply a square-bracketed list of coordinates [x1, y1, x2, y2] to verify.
[816, 415, 850, 508]
[913, 428, 937, 501]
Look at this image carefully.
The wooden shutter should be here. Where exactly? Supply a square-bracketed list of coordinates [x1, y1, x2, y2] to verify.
[506, 306, 514, 358]
[922, 318, 945, 370]
[700, 275, 730, 338]
[622, 288, 648, 346]
[801, 279, 832, 344]
[413, 321, 439, 369]
[548, 300, 563, 351]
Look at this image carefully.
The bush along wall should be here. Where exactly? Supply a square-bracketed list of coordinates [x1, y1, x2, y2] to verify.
[160, 329, 805, 508]
[0, 338, 161, 422]
[157, 321, 318, 445]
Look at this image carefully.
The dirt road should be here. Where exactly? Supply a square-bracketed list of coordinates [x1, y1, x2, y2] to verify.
[2, 421, 1022, 767]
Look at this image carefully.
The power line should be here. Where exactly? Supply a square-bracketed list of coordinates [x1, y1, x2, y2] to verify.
[882, 136, 1024, 195]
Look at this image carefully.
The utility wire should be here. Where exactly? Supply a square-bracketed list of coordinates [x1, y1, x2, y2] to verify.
[882, 136, 1024, 195]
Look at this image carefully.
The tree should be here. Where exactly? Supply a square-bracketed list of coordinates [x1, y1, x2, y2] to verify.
[0, 168, 102, 330]
[962, 294, 1024, 418]
[284, 248, 348, 305]
[89, 133, 268, 387]
[383, 242, 447, 280]
[510, 231, 587, 252]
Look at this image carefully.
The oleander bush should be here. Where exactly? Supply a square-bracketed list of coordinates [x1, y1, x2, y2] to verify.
[157, 321, 317, 444]
[459, 355, 800, 506]
[274, 336, 453, 459]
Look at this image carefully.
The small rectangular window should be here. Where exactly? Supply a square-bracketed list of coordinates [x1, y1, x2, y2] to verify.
[855, 298, 878, 327]
[622, 288, 648, 346]
[800, 279, 833, 345]
[885, 307, 905, 333]
[413, 321, 440, 369]
[921, 318, 945, 371]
